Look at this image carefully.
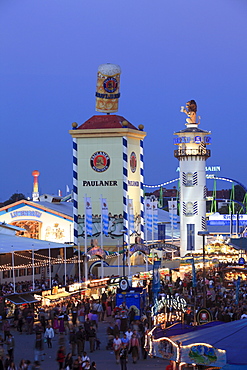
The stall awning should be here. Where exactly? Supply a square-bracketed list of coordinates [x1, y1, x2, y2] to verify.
[44, 291, 70, 301]
[5, 293, 38, 305]
[19, 294, 38, 303]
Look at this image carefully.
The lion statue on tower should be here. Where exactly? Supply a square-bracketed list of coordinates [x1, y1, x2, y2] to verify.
[181, 99, 197, 124]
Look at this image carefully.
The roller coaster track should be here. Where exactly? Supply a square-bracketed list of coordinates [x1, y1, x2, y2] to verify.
[144, 175, 247, 192]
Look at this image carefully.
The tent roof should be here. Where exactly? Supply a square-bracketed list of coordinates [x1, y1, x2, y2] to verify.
[0, 233, 72, 253]
[229, 237, 247, 251]
[170, 319, 247, 365]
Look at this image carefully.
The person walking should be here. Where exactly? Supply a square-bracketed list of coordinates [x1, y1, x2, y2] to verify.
[56, 346, 65, 370]
[44, 324, 54, 349]
[113, 335, 121, 364]
[3, 321, 10, 341]
[89, 361, 96, 370]
[69, 329, 77, 357]
[81, 352, 90, 369]
[76, 327, 86, 356]
[87, 326, 96, 353]
[64, 353, 73, 370]
[129, 333, 140, 364]
[6, 361, 17, 370]
[34, 333, 44, 363]
[6, 334, 15, 361]
[119, 344, 128, 370]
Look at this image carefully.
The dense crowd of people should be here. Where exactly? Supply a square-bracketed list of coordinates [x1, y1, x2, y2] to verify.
[0, 295, 111, 369]
[0, 261, 246, 369]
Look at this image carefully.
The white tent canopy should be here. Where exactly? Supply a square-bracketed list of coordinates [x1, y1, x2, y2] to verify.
[0, 233, 72, 253]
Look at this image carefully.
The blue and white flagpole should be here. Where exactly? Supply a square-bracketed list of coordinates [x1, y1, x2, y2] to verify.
[127, 195, 131, 276]
[140, 139, 144, 242]
[100, 195, 104, 279]
[122, 136, 128, 275]
[84, 194, 88, 282]
[72, 123, 78, 247]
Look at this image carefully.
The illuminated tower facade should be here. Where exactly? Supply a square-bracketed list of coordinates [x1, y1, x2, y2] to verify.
[174, 100, 211, 256]
[69, 64, 146, 248]
[32, 170, 40, 201]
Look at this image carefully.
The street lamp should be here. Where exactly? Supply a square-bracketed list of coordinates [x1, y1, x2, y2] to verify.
[121, 229, 127, 277]
[198, 231, 211, 308]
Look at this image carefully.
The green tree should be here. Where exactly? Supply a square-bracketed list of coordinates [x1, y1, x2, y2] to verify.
[3, 193, 26, 206]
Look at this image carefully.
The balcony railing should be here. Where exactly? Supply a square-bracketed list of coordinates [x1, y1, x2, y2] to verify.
[174, 148, 211, 158]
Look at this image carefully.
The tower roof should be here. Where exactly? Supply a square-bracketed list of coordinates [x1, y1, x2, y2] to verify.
[77, 115, 139, 131]
[174, 127, 210, 134]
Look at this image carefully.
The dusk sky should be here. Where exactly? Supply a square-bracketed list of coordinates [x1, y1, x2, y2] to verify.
[1, 0, 247, 202]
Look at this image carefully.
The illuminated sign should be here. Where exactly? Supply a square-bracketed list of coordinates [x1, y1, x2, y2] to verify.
[174, 136, 211, 144]
[194, 136, 201, 144]
[82, 180, 118, 187]
[176, 166, 221, 172]
[10, 211, 42, 219]
[196, 308, 213, 325]
[151, 295, 187, 316]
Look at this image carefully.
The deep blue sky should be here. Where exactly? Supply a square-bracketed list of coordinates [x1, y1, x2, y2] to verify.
[1, 0, 247, 201]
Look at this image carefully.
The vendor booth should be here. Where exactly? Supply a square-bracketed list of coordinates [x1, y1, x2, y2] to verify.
[149, 319, 247, 369]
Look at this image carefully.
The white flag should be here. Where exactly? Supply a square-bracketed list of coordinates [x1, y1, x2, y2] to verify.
[168, 200, 178, 229]
[101, 198, 109, 235]
[85, 197, 93, 236]
[128, 199, 135, 234]
[144, 198, 152, 232]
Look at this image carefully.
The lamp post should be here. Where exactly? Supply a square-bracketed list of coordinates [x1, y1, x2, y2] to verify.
[198, 231, 210, 308]
[121, 229, 126, 277]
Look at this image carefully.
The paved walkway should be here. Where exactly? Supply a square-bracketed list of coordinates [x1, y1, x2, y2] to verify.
[7, 318, 169, 369]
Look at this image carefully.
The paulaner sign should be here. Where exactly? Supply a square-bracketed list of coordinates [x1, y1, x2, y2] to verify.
[82, 180, 118, 186]
[152, 295, 187, 316]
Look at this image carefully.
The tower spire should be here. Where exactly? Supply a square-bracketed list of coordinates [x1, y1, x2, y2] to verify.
[32, 170, 40, 201]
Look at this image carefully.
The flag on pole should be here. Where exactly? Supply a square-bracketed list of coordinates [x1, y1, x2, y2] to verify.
[128, 198, 135, 234]
[101, 198, 109, 235]
[153, 200, 158, 233]
[168, 200, 178, 229]
[152, 260, 161, 300]
[158, 187, 163, 208]
[192, 258, 197, 287]
[144, 198, 152, 232]
[85, 197, 93, 236]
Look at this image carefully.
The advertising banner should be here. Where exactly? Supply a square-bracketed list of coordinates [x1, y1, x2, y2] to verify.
[168, 200, 178, 229]
[181, 343, 226, 367]
[153, 200, 158, 233]
[85, 197, 93, 236]
[95, 64, 121, 113]
[128, 198, 135, 234]
[144, 198, 153, 232]
[152, 260, 161, 299]
[101, 198, 109, 236]
[152, 338, 178, 361]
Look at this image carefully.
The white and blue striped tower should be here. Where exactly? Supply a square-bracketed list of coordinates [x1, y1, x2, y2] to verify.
[69, 63, 146, 258]
[174, 100, 211, 256]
